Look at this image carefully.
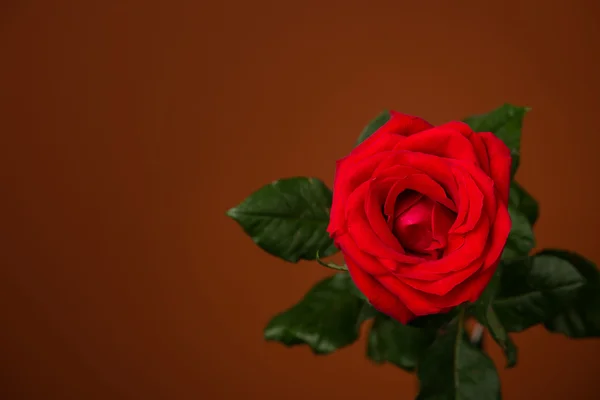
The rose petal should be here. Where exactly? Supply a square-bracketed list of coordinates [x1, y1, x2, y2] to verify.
[479, 132, 512, 204]
[467, 133, 491, 175]
[364, 179, 406, 253]
[350, 130, 402, 159]
[335, 234, 390, 276]
[395, 215, 491, 278]
[437, 121, 475, 137]
[329, 152, 390, 237]
[349, 112, 433, 159]
[376, 273, 465, 315]
[392, 127, 480, 165]
[450, 265, 497, 303]
[430, 202, 456, 249]
[482, 192, 512, 268]
[344, 255, 414, 323]
[450, 171, 470, 232]
[376, 258, 496, 316]
[372, 151, 460, 204]
[449, 169, 484, 234]
[437, 120, 494, 174]
[383, 111, 433, 137]
[345, 182, 423, 264]
[377, 171, 457, 212]
[449, 159, 497, 226]
[386, 188, 422, 228]
[393, 197, 435, 254]
[400, 256, 485, 296]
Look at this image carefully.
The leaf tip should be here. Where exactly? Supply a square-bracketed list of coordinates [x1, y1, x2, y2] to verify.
[505, 349, 518, 368]
[225, 207, 238, 219]
[263, 321, 282, 342]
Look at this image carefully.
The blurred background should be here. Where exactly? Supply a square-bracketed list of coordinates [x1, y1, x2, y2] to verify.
[2, 0, 600, 399]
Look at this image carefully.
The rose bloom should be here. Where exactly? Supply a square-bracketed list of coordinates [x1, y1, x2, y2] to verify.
[327, 112, 512, 323]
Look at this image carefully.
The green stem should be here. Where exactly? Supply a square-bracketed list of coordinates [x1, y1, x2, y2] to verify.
[453, 307, 466, 398]
[315, 250, 348, 271]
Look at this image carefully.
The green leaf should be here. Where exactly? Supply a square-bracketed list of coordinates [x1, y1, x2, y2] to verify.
[542, 250, 600, 338]
[493, 254, 587, 332]
[357, 302, 379, 324]
[473, 269, 518, 368]
[416, 309, 501, 400]
[347, 279, 369, 303]
[463, 103, 530, 177]
[264, 273, 367, 354]
[408, 308, 460, 333]
[355, 110, 391, 146]
[509, 181, 539, 227]
[227, 177, 337, 262]
[367, 313, 435, 372]
[501, 204, 535, 261]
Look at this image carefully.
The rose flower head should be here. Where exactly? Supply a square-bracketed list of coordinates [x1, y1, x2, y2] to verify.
[327, 111, 512, 323]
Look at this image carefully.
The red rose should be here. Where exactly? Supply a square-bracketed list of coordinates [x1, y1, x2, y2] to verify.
[327, 112, 512, 323]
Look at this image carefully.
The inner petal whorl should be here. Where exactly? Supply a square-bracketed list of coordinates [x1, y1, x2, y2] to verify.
[390, 193, 456, 257]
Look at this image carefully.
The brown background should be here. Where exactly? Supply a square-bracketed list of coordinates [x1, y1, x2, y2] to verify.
[2, 0, 600, 399]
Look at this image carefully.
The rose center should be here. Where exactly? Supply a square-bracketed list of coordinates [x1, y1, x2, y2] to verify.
[389, 191, 456, 257]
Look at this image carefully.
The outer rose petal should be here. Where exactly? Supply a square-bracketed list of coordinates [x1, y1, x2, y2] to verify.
[345, 255, 414, 323]
[350, 112, 433, 159]
[453, 264, 497, 303]
[328, 153, 389, 236]
[376, 270, 479, 315]
[383, 111, 433, 136]
[372, 151, 460, 201]
[336, 233, 394, 276]
[467, 133, 492, 175]
[483, 193, 512, 267]
[479, 132, 512, 204]
[392, 128, 480, 165]
[437, 121, 494, 175]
